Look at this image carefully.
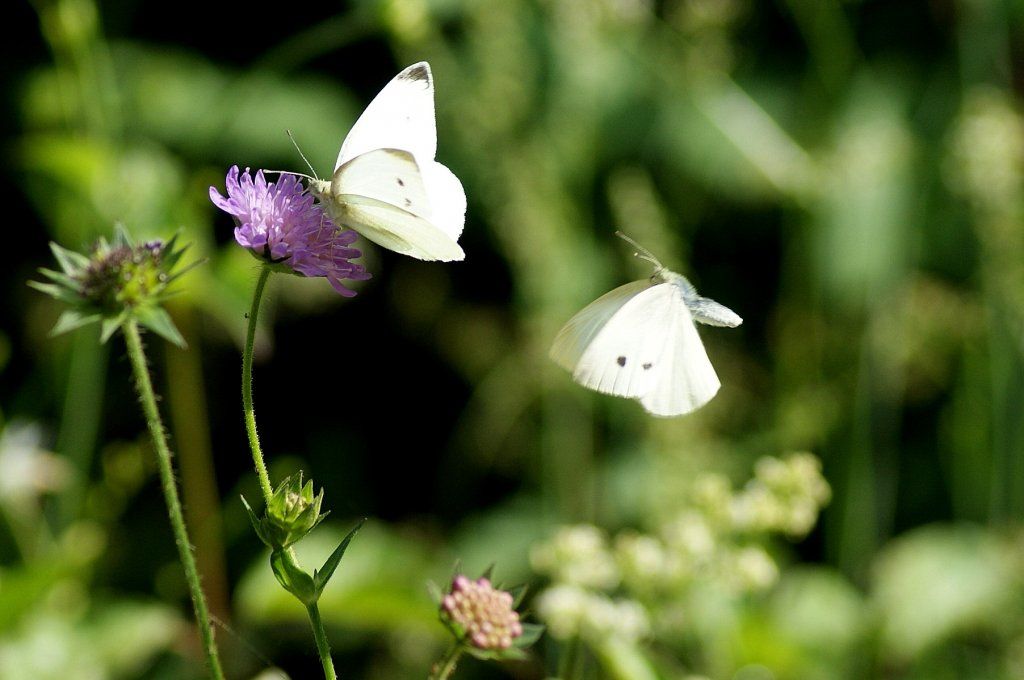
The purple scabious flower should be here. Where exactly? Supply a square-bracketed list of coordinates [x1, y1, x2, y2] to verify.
[210, 166, 370, 296]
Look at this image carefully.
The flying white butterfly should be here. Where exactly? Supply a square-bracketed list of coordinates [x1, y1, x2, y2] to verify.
[550, 233, 742, 417]
[308, 62, 466, 262]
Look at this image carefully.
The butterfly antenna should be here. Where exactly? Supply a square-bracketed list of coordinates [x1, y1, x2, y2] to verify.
[614, 230, 663, 270]
[286, 129, 320, 181]
[263, 169, 318, 183]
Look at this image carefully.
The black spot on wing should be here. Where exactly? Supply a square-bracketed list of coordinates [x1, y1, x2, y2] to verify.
[642, 362, 653, 370]
[403, 63, 431, 84]
[396, 178, 405, 187]
[617, 356, 627, 367]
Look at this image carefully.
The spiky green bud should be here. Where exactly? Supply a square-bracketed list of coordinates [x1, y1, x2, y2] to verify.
[29, 226, 197, 347]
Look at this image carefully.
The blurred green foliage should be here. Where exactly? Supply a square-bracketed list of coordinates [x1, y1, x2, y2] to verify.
[6, 0, 1024, 677]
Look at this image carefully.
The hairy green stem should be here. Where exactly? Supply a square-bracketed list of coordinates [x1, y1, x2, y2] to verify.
[306, 601, 338, 680]
[429, 642, 464, 680]
[123, 320, 225, 680]
[243, 266, 275, 504]
[244, 270, 339, 678]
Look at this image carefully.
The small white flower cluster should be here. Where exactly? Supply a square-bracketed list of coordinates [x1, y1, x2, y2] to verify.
[945, 87, 1024, 212]
[728, 452, 832, 536]
[531, 453, 830, 643]
[535, 584, 650, 643]
[529, 525, 621, 589]
[0, 422, 70, 508]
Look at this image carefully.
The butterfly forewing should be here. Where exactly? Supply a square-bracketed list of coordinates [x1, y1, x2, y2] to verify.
[550, 280, 651, 372]
[336, 62, 437, 170]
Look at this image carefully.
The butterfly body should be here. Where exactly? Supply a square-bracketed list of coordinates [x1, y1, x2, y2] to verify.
[310, 62, 466, 262]
[550, 247, 741, 417]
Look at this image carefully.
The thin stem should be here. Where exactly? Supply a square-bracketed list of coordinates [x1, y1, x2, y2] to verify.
[243, 266, 275, 504]
[306, 602, 338, 680]
[123, 320, 225, 680]
[557, 637, 582, 680]
[429, 642, 464, 680]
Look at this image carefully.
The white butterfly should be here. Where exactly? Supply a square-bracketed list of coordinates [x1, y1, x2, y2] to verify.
[309, 62, 466, 262]
[550, 234, 742, 417]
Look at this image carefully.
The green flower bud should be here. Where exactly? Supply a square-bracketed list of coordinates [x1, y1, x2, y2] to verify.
[242, 472, 328, 551]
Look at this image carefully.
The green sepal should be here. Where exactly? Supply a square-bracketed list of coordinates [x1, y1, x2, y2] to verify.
[240, 494, 271, 547]
[164, 255, 205, 287]
[49, 242, 89, 274]
[507, 584, 528, 609]
[461, 624, 544, 662]
[246, 248, 300, 275]
[271, 549, 317, 605]
[426, 579, 444, 604]
[50, 310, 102, 336]
[100, 312, 128, 344]
[512, 623, 545, 648]
[313, 518, 366, 595]
[113, 223, 134, 248]
[465, 645, 529, 662]
[243, 473, 331, 550]
[29, 276, 83, 306]
[135, 305, 186, 348]
[36, 267, 79, 290]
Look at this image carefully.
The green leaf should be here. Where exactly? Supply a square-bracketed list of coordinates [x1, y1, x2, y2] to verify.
[51, 310, 101, 336]
[134, 306, 186, 348]
[314, 518, 366, 595]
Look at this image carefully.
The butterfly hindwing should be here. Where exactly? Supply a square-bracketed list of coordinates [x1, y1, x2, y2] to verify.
[335, 201, 465, 262]
[330, 148, 465, 261]
[638, 302, 721, 417]
[570, 282, 681, 399]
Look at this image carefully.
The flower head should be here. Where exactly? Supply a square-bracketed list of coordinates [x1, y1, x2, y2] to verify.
[246, 472, 327, 550]
[210, 166, 370, 296]
[30, 228, 194, 347]
[441, 575, 524, 651]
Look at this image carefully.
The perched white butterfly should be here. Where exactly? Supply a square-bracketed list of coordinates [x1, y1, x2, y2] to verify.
[550, 233, 742, 417]
[309, 62, 466, 261]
